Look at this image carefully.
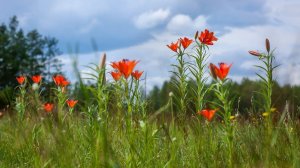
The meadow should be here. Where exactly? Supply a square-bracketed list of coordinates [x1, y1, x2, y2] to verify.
[0, 29, 300, 168]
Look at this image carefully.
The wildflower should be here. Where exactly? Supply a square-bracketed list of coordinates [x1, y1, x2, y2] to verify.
[110, 71, 122, 81]
[111, 61, 120, 70]
[16, 76, 26, 85]
[230, 116, 235, 120]
[270, 108, 277, 112]
[167, 41, 179, 52]
[53, 75, 69, 87]
[262, 108, 277, 117]
[179, 37, 193, 49]
[248, 50, 262, 57]
[118, 59, 139, 79]
[66, 99, 78, 108]
[210, 62, 232, 81]
[31, 75, 42, 84]
[32, 83, 39, 91]
[44, 103, 54, 113]
[131, 70, 143, 80]
[262, 112, 270, 117]
[197, 109, 217, 121]
[198, 29, 218, 45]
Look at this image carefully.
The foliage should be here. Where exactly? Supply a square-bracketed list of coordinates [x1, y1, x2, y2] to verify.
[0, 16, 62, 88]
[147, 78, 300, 119]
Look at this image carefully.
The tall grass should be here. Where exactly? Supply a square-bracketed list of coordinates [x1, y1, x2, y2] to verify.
[1, 112, 300, 167]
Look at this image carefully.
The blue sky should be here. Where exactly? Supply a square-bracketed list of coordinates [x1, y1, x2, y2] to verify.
[1, 0, 300, 89]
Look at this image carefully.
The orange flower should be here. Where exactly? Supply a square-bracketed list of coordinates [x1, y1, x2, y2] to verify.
[180, 37, 193, 49]
[167, 41, 179, 52]
[131, 70, 143, 80]
[110, 71, 122, 81]
[198, 109, 217, 121]
[248, 50, 262, 57]
[16, 76, 26, 85]
[53, 75, 69, 87]
[111, 61, 120, 70]
[118, 59, 139, 79]
[210, 62, 232, 80]
[31, 75, 42, 84]
[66, 99, 78, 108]
[44, 103, 54, 113]
[198, 29, 218, 45]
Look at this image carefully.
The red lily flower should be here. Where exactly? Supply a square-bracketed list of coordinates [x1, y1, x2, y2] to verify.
[53, 75, 69, 87]
[198, 29, 218, 45]
[118, 59, 139, 79]
[167, 41, 179, 52]
[31, 75, 42, 84]
[131, 70, 143, 80]
[198, 109, 217, 121]
[180, 37, 193, 49]
[44, 103, 54, 113]
[248, 50, 262, 57]
[111, 61, 120, 70]
[210, 62, 232, 80]
[66, 99, 78, 108]
[16, 76, 26, 85]
[110, 71, 122, 81]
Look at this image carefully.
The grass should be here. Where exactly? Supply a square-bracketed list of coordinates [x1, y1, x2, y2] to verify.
[0, 112, 300, 167]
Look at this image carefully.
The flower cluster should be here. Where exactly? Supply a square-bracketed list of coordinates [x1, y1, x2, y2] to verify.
[53, 75, 70, 88]
[167, 37, 193, 53]
[110, 59, 143, 81]
[15, 74, 77, 115]
[166, 29, 230, 122]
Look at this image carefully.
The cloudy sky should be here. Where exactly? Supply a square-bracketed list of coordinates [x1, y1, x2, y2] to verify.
[1, 0, 300, 90]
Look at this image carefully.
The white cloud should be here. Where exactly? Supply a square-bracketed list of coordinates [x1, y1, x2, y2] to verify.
[59, 14, 210, 90]
[166, 14, 207, 35]
[265, 0, 300, 27]
[134, 8, 170, 29]
[209, 0, 300, 85]
[54, 0, 300, 90]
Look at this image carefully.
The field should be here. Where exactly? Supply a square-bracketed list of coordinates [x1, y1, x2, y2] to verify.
[1, 30, 300, 167]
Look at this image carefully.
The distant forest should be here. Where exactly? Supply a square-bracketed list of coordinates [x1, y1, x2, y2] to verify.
[147, 78, 300, 118]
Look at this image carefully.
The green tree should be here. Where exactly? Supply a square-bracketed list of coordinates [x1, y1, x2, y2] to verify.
[0, 16, 62, 88]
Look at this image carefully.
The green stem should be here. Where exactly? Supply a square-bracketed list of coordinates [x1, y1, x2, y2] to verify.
[177, 51, 187, 121]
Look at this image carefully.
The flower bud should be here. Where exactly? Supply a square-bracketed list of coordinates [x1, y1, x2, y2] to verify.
[194, 31, 199, 40]
[248, 50, 262, 57]
[209, 63, 217, 80]
[32, 83, 39, 91]
[265, 38, 270, 53]
[169, 92, 174, 97]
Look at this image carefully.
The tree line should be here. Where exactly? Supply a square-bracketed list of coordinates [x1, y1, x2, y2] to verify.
[147, 78, 300, 119]
[0, 16, 62, 108]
